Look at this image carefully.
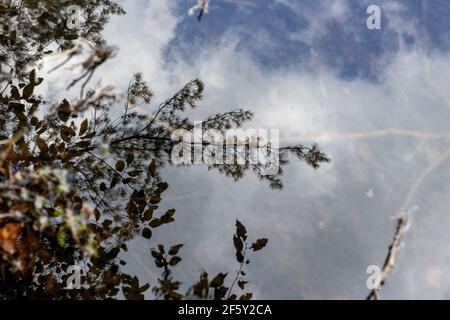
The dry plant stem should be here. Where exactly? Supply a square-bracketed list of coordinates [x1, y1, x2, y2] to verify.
[367, 213, 407, 300]
[227, 245, 247, 299]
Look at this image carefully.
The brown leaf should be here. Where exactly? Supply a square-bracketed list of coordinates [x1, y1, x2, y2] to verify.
[22, 83, 34, 100]
[168, 244, 183, 255]
[75, 140, 91, 149]
[0, 223, 21, 254]
[160, 209, 175, 224]
[142, 228, 152, 239]
[250, 238, 268, 251]
[149, 219, 162, 228]
[126, 153, 134, 165]
[110, 175, 120, 188]
[36, 136, 48, 153]
[210, 273, 227, 288]
[61, 126, 76, 136]
[233, 235, 243, 252]
[142, 207, 155, 221]
[115, 160, 125, 172]
[236, 250, 244, 263]
[149, 194, 161, 204]
[238, 280, 248, 290]
[239, 293, 252, 300]
[126, 200, 138, 217]
[148, 159, 156, 177]
[235, 220, 247, 240]
[29, 69, 36, 83]
[169, 256, 182, 266]
[79, 118, 88, 136]
[11, 86, 20, 100]
[57, 99, 71, 121]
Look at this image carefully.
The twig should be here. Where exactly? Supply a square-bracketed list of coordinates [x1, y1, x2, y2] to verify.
[367, 213, 408, 300]
[227, 245, 247, 299]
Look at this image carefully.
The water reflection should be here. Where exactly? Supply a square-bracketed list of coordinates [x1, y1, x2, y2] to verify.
[101, 0, 450, 299]
[1, 0, 450, 299]
[0, 0, 327, 299]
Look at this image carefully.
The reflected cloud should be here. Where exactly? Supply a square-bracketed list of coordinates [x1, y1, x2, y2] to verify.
[98, 0, 450, 299]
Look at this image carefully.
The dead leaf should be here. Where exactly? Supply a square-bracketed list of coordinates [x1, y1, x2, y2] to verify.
[0, 223, 21, 254]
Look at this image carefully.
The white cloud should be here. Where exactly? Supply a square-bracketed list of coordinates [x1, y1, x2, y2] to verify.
[281, 0, 350, 44]
[98, 0, 181, 97]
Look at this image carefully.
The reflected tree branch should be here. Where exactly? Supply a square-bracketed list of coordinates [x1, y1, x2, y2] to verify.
[367, 213, 408, 300]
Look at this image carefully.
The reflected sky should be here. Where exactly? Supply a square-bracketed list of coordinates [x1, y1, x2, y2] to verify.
[91, 0, 450, 299]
